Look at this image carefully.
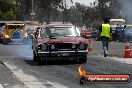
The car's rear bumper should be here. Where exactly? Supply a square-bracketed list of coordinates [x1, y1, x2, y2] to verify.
[37, 50, 88, 60]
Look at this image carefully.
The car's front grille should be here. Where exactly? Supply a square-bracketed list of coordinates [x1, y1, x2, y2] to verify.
[11, 30, 22, 39]
[49, 43, 74, 50]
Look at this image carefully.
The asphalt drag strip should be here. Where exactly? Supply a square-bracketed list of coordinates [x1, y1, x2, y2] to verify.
[0, 61, 27, 88]
[1, 57, 69, 88]
[0, 56, 132, 88]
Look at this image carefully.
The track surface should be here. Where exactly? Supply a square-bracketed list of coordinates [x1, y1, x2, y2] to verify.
[0, 41, 131, 88]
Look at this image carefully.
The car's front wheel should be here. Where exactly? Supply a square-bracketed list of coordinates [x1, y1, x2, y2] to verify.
[79, 58, 87, 63]
[79, 55, 88, 63]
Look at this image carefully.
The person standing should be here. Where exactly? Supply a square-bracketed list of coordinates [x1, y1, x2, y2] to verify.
[98, 18, 112, 57]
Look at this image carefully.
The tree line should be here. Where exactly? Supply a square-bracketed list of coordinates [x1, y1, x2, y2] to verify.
[0, 0, 125, 29]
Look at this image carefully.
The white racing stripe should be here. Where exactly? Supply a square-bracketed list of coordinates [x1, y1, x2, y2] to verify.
[3, 62, 69, 88]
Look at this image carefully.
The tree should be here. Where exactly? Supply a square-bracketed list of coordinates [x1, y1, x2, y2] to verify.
[82, 0, 123, 30]
[34, 0, 63, 24]
[69, 6, 82, 26]
[98, 0, 122, 19]
[117, 0, 132, 23]
[0, 0, 16, 20]
[33, 0, 73, 24]
[16, 0, 32, 20]
[67, 3, 87, 26]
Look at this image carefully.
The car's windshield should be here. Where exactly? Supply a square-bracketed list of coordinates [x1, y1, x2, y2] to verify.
[116, 27, 124, 30]
[40, 27, 80, 37]
[6, 25, 24, 29]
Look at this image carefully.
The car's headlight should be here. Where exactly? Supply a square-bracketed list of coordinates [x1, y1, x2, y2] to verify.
[51, 45, 55, 49]
[5, 35, 9, 38]
[72, 44, 76, 49]
[79, 42, 88, 50]
[38, 44, 47, 51]
[41, 44, 47, 50]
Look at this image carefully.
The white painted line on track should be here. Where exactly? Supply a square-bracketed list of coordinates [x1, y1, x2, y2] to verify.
[0, 84, 3, 88]
[3, 62, 69, 88]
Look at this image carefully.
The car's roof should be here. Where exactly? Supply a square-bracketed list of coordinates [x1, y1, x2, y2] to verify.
[0, 21, 25, 24]
[39, 23, 74, 28]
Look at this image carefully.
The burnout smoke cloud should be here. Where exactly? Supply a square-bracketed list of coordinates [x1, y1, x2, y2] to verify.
[117, 0, 132, 23]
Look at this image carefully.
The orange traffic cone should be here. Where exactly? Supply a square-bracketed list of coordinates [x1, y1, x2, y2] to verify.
[88, 38, 92, 52]
[123, 39, 131, 58]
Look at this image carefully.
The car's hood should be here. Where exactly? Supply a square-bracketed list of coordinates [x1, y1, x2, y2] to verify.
[38, 36, 86, 44]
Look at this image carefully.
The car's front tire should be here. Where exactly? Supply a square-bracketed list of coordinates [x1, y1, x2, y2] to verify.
[79, 58, 87, 63]
[79, 54, 88, 63]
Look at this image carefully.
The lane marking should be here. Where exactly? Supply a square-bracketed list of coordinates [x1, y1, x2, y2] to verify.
[3, 61, 69, 88]
[0, 84, 3, 88]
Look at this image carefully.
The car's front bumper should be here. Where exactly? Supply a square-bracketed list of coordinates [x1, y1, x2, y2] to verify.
[4, 37, 31, 45]
[37, 50, 88, 60]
